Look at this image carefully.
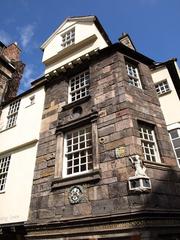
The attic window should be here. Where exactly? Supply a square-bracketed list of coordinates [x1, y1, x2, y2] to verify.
[61, 28, 75, 48]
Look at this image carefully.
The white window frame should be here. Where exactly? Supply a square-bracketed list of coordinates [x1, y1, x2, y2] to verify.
[126, 62, 142, 89]
[155, 79, 170, 96]
[0, 155, 11, 192]
[6, 99, 21, 129]
[139, 123, 161, 163]
[169, 128, 180, 167]
[63, 125, 93, 178]
[68, 70, 90, 103]
[61, 28, 75, 48]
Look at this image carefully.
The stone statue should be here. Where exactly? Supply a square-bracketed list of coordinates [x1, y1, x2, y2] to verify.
[129, 155, 147, 177]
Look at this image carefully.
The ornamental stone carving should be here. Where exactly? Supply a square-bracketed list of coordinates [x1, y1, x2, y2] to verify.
[128, 155, 151, 193]
[68, 185, 83, 204]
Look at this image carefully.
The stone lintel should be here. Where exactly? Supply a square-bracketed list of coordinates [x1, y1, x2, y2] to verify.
[51, 169, 101, 189]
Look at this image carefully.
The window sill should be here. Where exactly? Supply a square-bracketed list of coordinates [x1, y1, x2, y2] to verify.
[143, 160, 171, 170]
[62, 95, 91, 111]
[128, 83, 143, 90]
[157, 90, 172, 97]
[25, 102, 35, 108]
[51, 169, 101, 189]
[0, 125, 16, 133]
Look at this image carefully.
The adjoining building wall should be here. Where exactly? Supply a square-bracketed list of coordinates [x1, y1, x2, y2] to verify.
[151, 66, 180, 126]
[0, 86, 45, 228]
[151, 60, 180, 168]
[0, 143, 38, 224]
[0, 87, 45, 152]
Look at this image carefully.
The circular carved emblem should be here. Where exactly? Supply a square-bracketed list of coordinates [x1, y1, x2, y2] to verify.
[68, 185, 83, 204]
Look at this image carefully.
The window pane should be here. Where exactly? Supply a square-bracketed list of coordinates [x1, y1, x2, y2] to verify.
[74, 159, 79, 166]
[81, 165, 86, 172]
[65, 126, 92, 176]
[6, 99, 21, 129]
[155, 80, 170, 96]
[139, 123, 160, 163]
[73, 144, 78, 151]
[81, 157, 86, 164]
[67, 154, 72, 160]
[61, 28, 75, 48]
[67, 146, 72, 152]
[67, 168, 72, 175]
[175, 149, 180, 158]
[67, 161, 72, 167]
[74, 166, 79, 173]
[173, 138, 180, 148]
[170, 129, 179, 139]
[69, 71, 90, 103]
[126, 62, 142, 89]
[0, 155, 11, 191]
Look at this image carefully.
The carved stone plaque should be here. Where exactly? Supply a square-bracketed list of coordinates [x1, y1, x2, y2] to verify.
[115, 146, 125, 158]
[68, 185, 83, 204]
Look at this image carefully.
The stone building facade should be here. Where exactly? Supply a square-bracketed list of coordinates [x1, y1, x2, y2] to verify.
[0, 41, 24, 105]
[25, 17, 180, 240]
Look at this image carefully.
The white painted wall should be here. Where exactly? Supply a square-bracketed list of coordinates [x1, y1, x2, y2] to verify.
[0, 143, 37, 224]
[0, 87, 45, 152]
[0, 86, 45, 224]
[42, 21, 108, 74]
[151, 66, 180, 125]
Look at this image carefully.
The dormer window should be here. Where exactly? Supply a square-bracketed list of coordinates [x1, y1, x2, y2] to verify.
[61, 28, 75, 48]
[69, 70, 90, 103]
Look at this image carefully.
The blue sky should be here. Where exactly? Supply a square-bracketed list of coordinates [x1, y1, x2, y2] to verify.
[0, 0, 180, 93]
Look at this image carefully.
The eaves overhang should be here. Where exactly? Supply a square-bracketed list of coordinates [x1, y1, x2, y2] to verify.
[43, 34, 98, 65]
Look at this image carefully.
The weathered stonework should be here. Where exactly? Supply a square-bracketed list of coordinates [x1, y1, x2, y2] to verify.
[26, 46, 180, 240]
[0, 42, 25, 105]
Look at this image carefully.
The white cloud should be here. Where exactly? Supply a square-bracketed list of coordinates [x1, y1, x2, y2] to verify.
[18, 24, 35, 48]
[0, 30, 12, 45]
[18, 64, 35, 93]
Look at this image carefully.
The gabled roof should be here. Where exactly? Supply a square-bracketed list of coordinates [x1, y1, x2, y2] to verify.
[40, 15, 111, 50]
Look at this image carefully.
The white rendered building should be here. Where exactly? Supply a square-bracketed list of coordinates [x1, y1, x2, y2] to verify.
[151, 59, 180, 166]
[0, 80, 45, 237]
